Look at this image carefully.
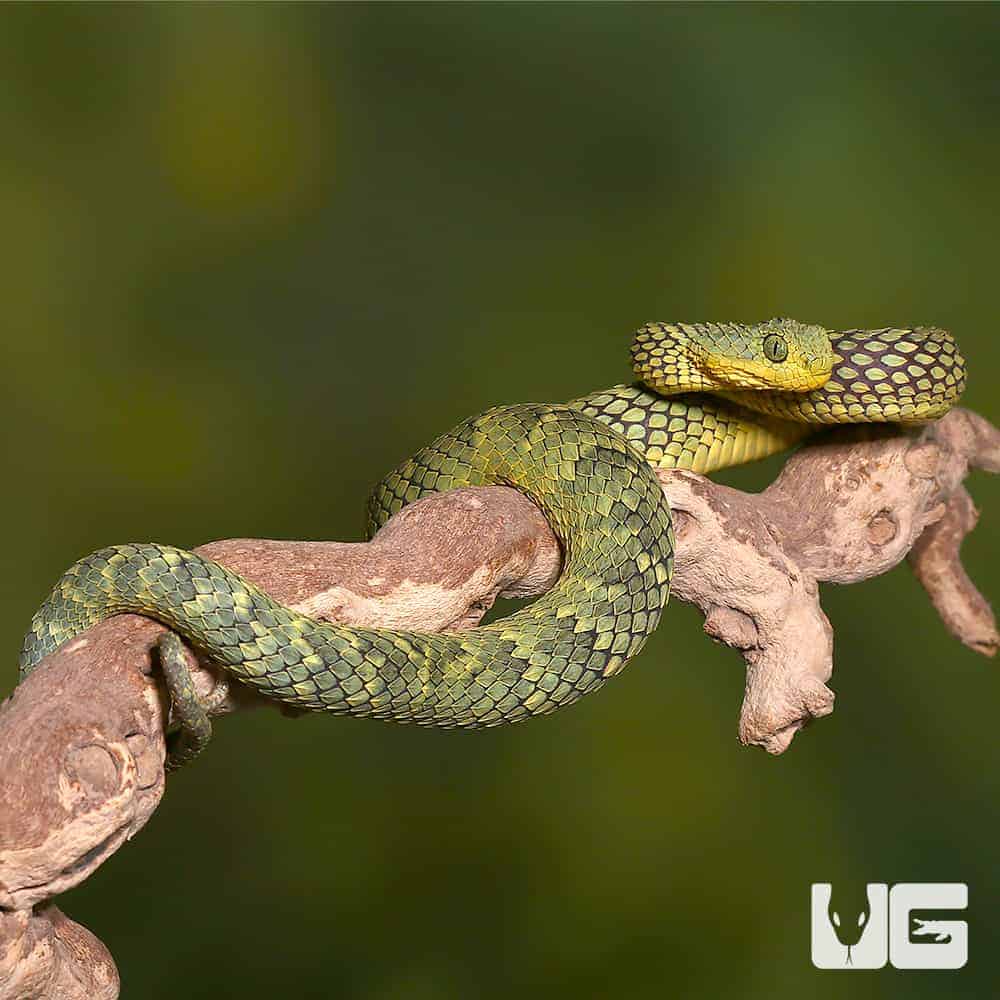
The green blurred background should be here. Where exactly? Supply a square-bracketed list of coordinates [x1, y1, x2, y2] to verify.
[1, 4, 997, 997]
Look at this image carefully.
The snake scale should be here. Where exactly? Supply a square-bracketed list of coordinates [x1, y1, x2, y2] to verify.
[16, 320, 965, 763]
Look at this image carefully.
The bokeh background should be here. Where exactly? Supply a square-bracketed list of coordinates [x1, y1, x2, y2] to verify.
[1, 4, 997, 998]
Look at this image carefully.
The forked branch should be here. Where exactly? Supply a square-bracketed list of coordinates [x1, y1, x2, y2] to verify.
[0, 408, 995, 998]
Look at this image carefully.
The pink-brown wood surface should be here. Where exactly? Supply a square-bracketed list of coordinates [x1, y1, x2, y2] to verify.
[1, 408, 995, 998]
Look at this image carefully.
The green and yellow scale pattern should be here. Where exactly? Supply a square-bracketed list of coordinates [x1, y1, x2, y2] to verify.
[571, 385, 810, 474]
[20, 405, 673, 727]
[16, 322, 966, 730]
[579, 324, 965, 474]
[713, 325, 965, 424]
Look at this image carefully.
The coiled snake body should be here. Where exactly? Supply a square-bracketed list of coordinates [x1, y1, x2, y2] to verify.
[17, 321, 965, 763]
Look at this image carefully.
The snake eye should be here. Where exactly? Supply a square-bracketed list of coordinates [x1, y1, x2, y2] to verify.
[763, 334, 788, 363]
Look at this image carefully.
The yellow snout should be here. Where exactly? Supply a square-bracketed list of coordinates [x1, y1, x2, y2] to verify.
[702, 352, 833, 393]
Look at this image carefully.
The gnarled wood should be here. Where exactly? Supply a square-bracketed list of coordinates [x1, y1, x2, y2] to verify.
[0, 409, 995, 997]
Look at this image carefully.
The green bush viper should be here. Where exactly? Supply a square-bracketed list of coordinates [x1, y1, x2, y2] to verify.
[16, 320, 965, 765]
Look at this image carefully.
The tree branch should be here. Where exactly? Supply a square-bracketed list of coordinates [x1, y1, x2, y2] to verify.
[0, 408, 995, 997]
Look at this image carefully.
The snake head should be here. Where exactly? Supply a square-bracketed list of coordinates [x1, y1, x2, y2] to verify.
[700, 318, 835, 392]
[827, 883, 873, 948]
[633, 318, 834, 394]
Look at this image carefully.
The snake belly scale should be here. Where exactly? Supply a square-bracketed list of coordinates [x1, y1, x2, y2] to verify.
[17, 320, 965, 740]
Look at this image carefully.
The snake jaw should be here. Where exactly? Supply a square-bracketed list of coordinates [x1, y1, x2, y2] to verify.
[700, 350, 833, 393]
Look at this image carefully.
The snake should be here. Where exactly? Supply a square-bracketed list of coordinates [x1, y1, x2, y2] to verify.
[15, 320, 965, 766]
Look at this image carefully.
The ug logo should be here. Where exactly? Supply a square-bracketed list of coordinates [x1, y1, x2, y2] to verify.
[810, 882, 967, 969]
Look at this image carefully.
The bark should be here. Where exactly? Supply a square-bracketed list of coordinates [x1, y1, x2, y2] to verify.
[0, 408, 995, 997]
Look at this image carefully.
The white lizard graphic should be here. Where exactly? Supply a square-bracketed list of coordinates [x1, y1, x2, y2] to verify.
[912, 918, 953, 943]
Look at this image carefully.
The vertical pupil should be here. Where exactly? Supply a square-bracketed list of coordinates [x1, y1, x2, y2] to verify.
[765, 335, 787, 362]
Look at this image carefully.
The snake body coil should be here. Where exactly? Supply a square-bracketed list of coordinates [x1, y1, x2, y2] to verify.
[17, 320, 965, 732]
